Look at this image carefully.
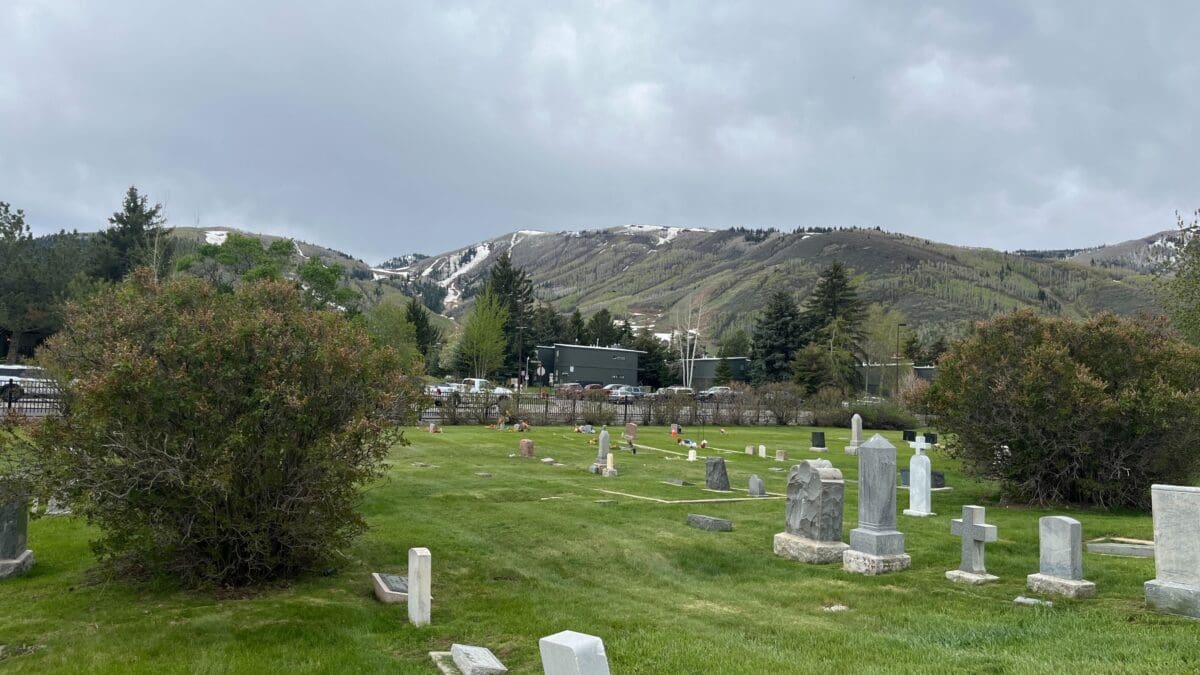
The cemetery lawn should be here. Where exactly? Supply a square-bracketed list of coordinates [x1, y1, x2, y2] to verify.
[2, 426, 1196, 674]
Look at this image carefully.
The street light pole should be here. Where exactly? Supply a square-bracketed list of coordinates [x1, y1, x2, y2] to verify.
[894, 322, 907, 399]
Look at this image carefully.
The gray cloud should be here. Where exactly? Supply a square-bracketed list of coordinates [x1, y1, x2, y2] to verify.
[2, 1, 1197, 261]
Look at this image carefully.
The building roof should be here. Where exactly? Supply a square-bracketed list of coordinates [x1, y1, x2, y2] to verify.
[539, 343, 646, 354]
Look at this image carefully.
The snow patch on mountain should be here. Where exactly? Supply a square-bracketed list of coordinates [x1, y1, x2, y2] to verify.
[205, 230, 228, 245]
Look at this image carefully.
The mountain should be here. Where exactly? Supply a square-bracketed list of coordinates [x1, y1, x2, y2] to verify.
[382, 225, 1161, 336]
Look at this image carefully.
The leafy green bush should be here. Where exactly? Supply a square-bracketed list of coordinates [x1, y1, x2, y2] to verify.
[33, 271, 420, 586]
[809, 402, 917, 430]
[927, 310, 1200, 508]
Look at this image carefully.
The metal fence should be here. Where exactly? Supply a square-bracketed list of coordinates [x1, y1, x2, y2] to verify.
[419, 393, 797, 427]
[1, 378, 65, 418]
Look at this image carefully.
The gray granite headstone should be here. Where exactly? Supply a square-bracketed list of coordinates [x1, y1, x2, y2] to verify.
[596, 427, 611, 463]
[786, 460, 843, 542]
[843, 434, 910, 574]
[705, 457, 730, 491]
[451, 644, 508, 675]
[687, 514, 733, 531]
[381, 573, 408, 594]
[946, 505, 998, 584]
[1026, 515, 1095, 598]
[1146, 484, 1200, 618]
[0, 498, 33, 579]
[748, 475, 766, 497]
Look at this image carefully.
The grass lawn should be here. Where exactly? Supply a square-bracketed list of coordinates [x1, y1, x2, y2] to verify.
[1, 424, 1196, 673]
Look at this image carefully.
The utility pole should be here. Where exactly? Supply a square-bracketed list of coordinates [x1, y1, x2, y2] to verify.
[894, 322, 907, 399]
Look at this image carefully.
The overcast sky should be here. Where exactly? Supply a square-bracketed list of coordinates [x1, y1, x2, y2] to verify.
[2, 2, 1197, 262]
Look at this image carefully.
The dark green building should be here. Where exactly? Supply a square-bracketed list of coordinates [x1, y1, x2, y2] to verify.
[690, 357, 751, 389]
[534, 344, 643, 386]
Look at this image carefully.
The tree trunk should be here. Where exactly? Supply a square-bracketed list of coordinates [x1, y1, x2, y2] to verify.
[5, 332, 20, 364]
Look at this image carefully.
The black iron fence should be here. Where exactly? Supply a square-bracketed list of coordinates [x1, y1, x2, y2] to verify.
[419, 393, 801, 427]
[1, 378, 65, 418]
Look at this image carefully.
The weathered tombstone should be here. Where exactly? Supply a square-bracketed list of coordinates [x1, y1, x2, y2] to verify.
[705, 457, 730, 491]
[602, 451, 617, 478]
[844, 414, 863, 455]
[745, 445, 754, 455]
[748, 475, 766, 497]
[1145, 484, 1200, 618]
[774, 459, 848, 563]
[408, 547, 432, 626]
[686, 449, 697, 462]
[810, 431, 828, 452]
[622, 422, 638, 449]
[539, 630, 611, 675]
[775, 449, 787, 462]
[519, 438, 536, 458]
[450, 644, 508, 675]
[946, 505, 998, 584]
[843, 434, 910, 575]
[758, 444, 767, 458]
[0, 498, 33, 579]
[596, 427, 611, 462]
[902, 448, 935, 517]
[371, 572, 408, 603]
[931, 471, 946, 489]
[687, 514, 733, 531]
[1026, 516, 1095, 598]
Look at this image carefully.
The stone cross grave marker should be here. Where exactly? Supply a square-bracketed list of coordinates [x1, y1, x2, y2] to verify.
[1026, 516, 1095, 599]
[539, 630, 611, 675]
[705, 457, 730, 491]
[844, 414, 863, 455]
[408, 547, 432, 626]
[946, 505, 998, 584]
[843, 434, 910, 575]
[902, 448, 935, 517]
[0, 498, 33, 579]
[1145, 484, 1200, 618]
[908, 436, 932, 453]
[774, 459, 848, 564]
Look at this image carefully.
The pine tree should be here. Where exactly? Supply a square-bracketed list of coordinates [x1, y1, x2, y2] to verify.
[405, 295, 442, 363]
[567, 309, 587, 344]
[750, 290, 801, 382]
[92, 186, 173, 282]
[713, 357, 732, 385]
[530, 304, 568, 347]
[798, 261, 865, 346]
[631, 327, 671, 387]
[585, 308, 620, 346]
[482, 253, 534, 375]
[718, 328, 751, 357]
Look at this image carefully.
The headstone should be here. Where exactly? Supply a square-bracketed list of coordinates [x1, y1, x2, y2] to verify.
[774, 459, 848, 563]
[810, 431, 828, 452]
[1026, 516, 1095, 598]
[671, 423, 680, 436]
[371, 572, 408, 603]
[748, 475, 766, 497]
[687, 514, 733, 532]
[602, 450, 617, 478]
[451, 644, 508, 675]
[687, 449, 697, 462]
[539, 630, 611, 675]
[908, 436, 932, 453]
[843, 434, 910, 575]
[520, 438, 535, 458]
[844, 414, 863, 455]
[44, 497, 71, 515]
[408, 547, 432, 626]
[775, 449, 787, 462]
[902, 430, 916, 442]
[596, 427, 611, 463]
[745, 445, 754, 455]
[946, 505, 999, 584]
[926, 432, 938, 445]
[623, 422, 637, 441]
[931, 471, 946, 489]
[705, 457, 730, 491]
[902, 449, 935, 517]
[758, 444, 767, 458]
[1145, 484, 1200, 618]
[0, 498, 33, 579]
[1086, 537, 1155, 559]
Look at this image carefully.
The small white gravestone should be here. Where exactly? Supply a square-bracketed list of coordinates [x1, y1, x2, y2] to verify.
[1145, 484, 1200, 618]
[844, 414, 863, 455]
[1027, 516, 1095, 599]
[687, 449, 697, 462]
[745, 445, 754, 455]
[775, 449, 787, 462]
[539, 630, 611, 675]
[902, 449, 935, 517]
[758, 444, 767, 458]
[908, 436, 932, 453]
[408, 547, 432, 626]
[602, 451, 617, 477]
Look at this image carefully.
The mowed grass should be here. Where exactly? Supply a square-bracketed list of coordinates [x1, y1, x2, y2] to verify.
[1, 425, 1196, 673]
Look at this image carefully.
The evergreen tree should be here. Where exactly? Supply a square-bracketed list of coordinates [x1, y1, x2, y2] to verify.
[530, 304, 568, 347]
[631, 327, 670, 387]
[92, 186, 173, 282]
[718, 328, 751, 357]
[617, 319, 635, 347]
[405, 295, 442, 365]
[791, 342, 861, 396]
[585, 308, 621, 346]
[482, 253, 534, 375]
[750, 290, 801, 382]
[798, 260, 864, 346]
[713, 357, 732, 385]
[567, 309, 587, 344]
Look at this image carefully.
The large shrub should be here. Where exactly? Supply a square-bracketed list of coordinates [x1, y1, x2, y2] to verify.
[927, 310, 1200, 508]
[34, 271, 419, 586]
[809, 401, 917, 431]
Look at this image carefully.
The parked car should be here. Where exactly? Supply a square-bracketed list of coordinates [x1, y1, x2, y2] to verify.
[651, 385, 695, 398]
[461, 378, 513, 398]
[424, 381, 465, 399]
[607, 385, 645, 402]
[697, 386, 734, 399]
[555, 382, 584, 397]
